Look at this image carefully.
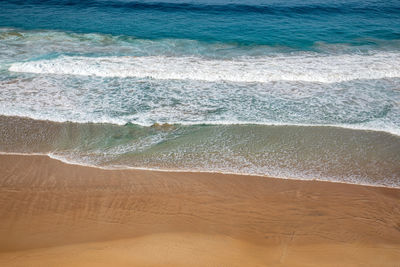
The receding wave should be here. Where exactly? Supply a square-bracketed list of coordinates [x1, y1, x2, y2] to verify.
[9, 53, 400, 83]
[1, 115, 399, 188]
[3, 61, 400, 136]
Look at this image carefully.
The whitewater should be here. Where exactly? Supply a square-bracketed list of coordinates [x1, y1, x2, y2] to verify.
[1, 0, 399, 187]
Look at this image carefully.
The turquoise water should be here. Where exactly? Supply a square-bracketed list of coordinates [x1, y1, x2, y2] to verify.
[0, 0, 399, 186]
[2, 0, 400, 47]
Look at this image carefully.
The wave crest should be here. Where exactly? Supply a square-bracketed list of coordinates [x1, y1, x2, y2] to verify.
[9, 52, 400, 83]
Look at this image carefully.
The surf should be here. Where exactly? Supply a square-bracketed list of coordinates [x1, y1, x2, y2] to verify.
[9, 52, 400, 83]
[1, 115, 399, 188]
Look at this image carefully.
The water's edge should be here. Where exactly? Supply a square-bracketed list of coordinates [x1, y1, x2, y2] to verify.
[1, 115, 399, 188]
[1, 151, 398, 190]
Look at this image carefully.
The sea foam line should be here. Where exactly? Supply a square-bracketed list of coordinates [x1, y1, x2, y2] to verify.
[1, 110, 399, 137]
[0, 151, 398, 189]
[9, 52, 400, 83]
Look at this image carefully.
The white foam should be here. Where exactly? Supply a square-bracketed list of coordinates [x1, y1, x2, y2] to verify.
[9, 52, 400, 83]
[1, 152, 396, 189]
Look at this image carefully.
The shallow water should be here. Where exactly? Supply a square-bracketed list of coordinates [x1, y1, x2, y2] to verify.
[1, 116, 399, 187]
[0, 0, 399, 186]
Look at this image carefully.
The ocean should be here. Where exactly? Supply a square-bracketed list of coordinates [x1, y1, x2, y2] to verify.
[0, 0, 399, 187]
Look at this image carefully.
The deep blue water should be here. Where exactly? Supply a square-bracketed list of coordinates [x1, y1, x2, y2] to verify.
[1, 0, 400, 48]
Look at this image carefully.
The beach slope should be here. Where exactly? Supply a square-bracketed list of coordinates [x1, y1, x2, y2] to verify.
[0, 154, 399, 266]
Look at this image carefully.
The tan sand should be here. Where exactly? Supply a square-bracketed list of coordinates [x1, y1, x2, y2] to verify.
[0, 154, 399, 266]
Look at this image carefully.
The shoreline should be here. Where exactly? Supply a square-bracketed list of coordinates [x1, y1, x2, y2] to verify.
[1, 153, 399, 266]
[2, 115, 399, 189]
[1, 152, 398, 190]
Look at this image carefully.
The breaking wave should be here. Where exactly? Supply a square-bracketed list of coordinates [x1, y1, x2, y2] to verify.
[9, 52, 400, 83]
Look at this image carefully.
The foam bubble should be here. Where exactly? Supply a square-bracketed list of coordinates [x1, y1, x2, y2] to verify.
[9, 52, 400, 83]
[1, 116, 399, 188]
[0, 73, 399, 136]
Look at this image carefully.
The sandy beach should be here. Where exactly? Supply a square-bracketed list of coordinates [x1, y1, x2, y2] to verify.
[2, 0, 400, 265]
[0, 154, 399, 266]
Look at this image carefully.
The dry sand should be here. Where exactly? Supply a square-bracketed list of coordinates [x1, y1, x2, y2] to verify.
[0, 154, 399, 266]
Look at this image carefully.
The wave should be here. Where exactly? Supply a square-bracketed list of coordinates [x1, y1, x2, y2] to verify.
[9, 52, 400, 83]
[3, 28, 400, 60]
[1, 109, 399, 137]
[1, 115, 399, 188]
[0, 151, 396, 190]
[3, 56, 400, 137]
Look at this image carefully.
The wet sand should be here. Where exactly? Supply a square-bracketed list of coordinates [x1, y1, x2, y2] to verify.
[0, 154, 399, 266]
